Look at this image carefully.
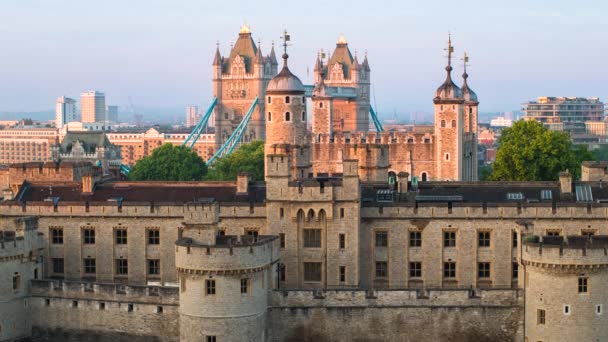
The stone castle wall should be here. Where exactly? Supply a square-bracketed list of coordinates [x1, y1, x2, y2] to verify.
[267, 289, 523, 342]
[29, 280, 179, 342]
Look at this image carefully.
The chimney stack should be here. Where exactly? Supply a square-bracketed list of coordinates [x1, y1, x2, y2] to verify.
[559, 170, 572, 194]
[237, 172, 251, 194]
[82, 173, 94, 194]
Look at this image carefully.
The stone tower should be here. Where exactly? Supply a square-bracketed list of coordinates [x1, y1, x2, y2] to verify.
[264, 32, 311, 180]
[461, 52, 479, 181]
[212, 25, 278, 149]
[311, 35, 371, 137]
[521, 235, 608, 342]
[176, 201, 280, 342]
[433, 35, 465, 181]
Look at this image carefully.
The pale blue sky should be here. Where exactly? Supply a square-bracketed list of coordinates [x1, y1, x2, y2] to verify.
[1, 0, 607, 115]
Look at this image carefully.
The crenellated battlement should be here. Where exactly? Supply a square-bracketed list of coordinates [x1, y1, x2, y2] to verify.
[522, 235, 608, 270]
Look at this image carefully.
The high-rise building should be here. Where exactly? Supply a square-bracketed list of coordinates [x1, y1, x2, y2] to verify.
[55, 96, 77, 128]
[81, 91, 106, 123]
[186, 105, 200, 128]
[106, 105, 118, 123]
[523, 96, 604, 133]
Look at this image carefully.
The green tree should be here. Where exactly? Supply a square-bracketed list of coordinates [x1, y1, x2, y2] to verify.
[490, 120, 591, 181]
[205, 140, 265, 181]
[128, 143, 207, 181]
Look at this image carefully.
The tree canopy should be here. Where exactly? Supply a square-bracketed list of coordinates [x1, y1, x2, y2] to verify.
[490, 120, 591, 181]
[205, 140, 265, 181]
[128, 143, 208, 181]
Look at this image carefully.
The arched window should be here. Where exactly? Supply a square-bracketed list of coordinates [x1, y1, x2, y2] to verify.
[302, 112, 306, 121]
[441, 120, 446, 128]
[285, 112, 291, 122]
[307, 209, 315, 222]
[268, 96, 272, 103]
[320, 102, 324, 108]
[421, 172, 428, 182]
[285, 96, 290, 104]
[445, 153, 450, 161]
[268, 112, 272, 122]
[451, 120, 456, 128]
[297, 209, 305, 223]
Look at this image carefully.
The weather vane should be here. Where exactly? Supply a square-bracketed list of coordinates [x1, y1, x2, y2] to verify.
[445, 32, 454, 67]
[281, 29, 291, 56]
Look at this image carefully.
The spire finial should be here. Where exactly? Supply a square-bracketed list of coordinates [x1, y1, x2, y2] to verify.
[462, 52, 469, 80]
[444, 32, 454, 71]
[281, 29, 291, 66]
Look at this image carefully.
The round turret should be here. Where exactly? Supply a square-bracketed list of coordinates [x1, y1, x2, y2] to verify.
[521, 235, 608, 342]
[266, 59, 305, 94]
[435, 65, 462, 101]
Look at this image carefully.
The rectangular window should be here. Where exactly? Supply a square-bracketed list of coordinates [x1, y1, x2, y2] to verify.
[279, 233, 285, 248]
[546, 230, 561, 237]
[206, 279, 216, 295]
[115, 229, 127, 244]
[279, 207, 284, 218]
[116, 259, 128, 275]
[148, 229, 160, 245]
[303, 229, 321, 248]
[340, 208, 345, 218]
[51, 228, 63, 244]
[206, 336, 217, 342]
[410, 262, 422, 278]
[444, 231, 456, 247]
[280, 265, 286, 282]
[339, 266, 346, 282]
[537, 309, 546, 325]
[148, 259, 160, 275]
[52, 258, 64, 274]
[12, 273, 20, 290]
[84, 258, 96, 274]
[240, 278, 249, 294]
[512, 262, 519, 278]
[375, 261, 388, 278]
[304, 262, 322, 282]
[409, 231, 422, 247]
[478, 262, 490, 278]
[512, 231, 517, 248]
[578, 277, 588, 293]
[444, 262, 456, 278]
[339, 234, 346, 249]
[478, 231, 490, 247]
[375, 231, 388, 247]
[83, 228, 95, 244]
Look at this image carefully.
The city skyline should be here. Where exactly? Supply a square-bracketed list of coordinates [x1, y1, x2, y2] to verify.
[1, 0, 607, 115]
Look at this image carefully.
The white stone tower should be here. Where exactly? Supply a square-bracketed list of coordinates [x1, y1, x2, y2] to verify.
[433, 35, 465, 181]
[175, 201, 280, 342]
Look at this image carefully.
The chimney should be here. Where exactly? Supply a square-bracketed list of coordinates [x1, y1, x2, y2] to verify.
[559, 170, 572, 194]
[236, 172, 250, 194]
[82, 173, 94, 194]
[398, 172, 410, 194]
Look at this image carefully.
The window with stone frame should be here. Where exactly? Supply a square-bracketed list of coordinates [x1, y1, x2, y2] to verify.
[115, 229, 127, 244]
[82, 228, 95, 244]
[206, 279, 216, 295]
[303, 262, 322, 282]
[246, 229, 259, 242]
[443, 262, 456, 278]
[512, 231, 518, 248]
[83, 258, 96, 274]
[478, 262, 490, 278]
[375, 231, 388, 247]
[339, 234, 346, 249]
[339, 266, 346, 282]
[12, 273, 20, 290]
[444, 231, 456, 247]
[147, 229, 160, 245]
[578, 277, 588, 293]
[512, 262, 519, 278]
[375, 261, 388, 278]
[148, 259, 160, 276]
[52, 258, 64, 274]
[116, 259, 128, 275]
[478, 231, 491, 247]
[51, 227, 63, 244]
[303, 229, 321, 248]
[206, 336, 217, 342]
[285, 112, 291, 122]
[409, 231, 422, 247]
[279, 233, 285, 248]
[537, 309, 546, 325]
[546, 230, 561, 237]
[410, 262, 422, 278]
[240, 278, 249, 294]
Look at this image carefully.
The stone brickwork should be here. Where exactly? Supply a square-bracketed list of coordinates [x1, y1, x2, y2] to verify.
[267, 289, 523, 342]
[29, 279, 179, 341]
